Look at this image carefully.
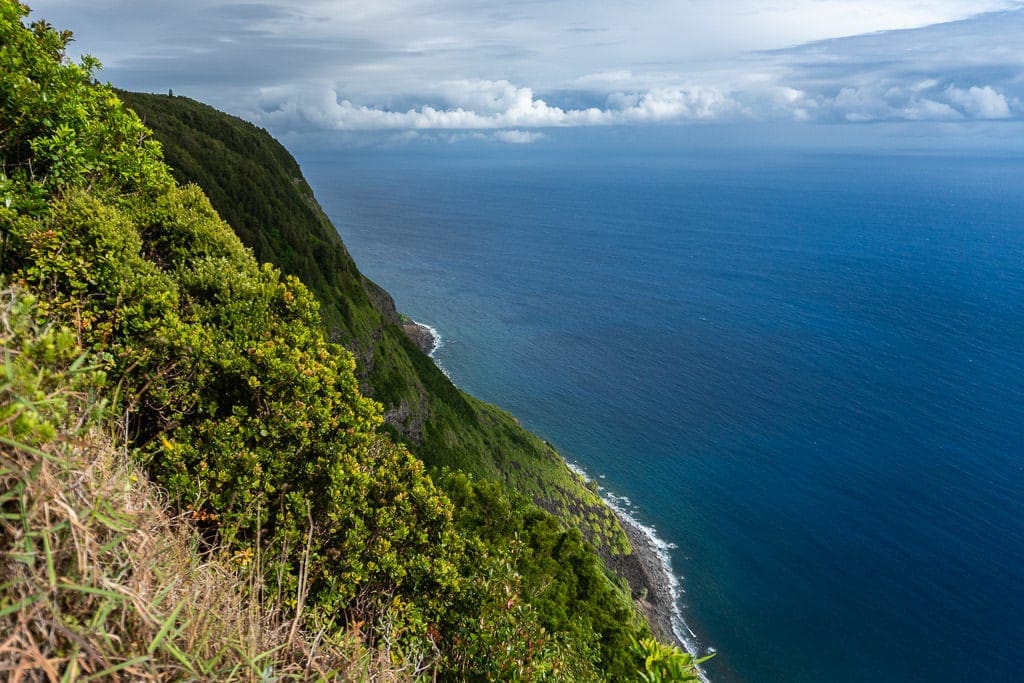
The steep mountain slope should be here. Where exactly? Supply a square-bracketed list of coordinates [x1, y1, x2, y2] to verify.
[119, 91, 631, 556]
[1, 5, 717, 677]
[3, 7, 678, 676]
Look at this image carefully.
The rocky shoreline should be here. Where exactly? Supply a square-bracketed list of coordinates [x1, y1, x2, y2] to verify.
[399, 318, 693, 659]
[610, 508, 711, 680]
[607, 510, 685, 648]
[401, 319, 438, 355]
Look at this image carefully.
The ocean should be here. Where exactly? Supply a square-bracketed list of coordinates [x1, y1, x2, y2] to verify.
[299, 148, 1024, 682]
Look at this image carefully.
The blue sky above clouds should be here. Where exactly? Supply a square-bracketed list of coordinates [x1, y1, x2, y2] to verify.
[28, 1, 1024, 145]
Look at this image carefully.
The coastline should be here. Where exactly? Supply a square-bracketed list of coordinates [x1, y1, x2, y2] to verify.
[401, 319, 439, 355]
[567, 463, 711, 680]
[610, 504, 712, 681]
[401, 318, 707, 675]
[612, 508, 686, 646]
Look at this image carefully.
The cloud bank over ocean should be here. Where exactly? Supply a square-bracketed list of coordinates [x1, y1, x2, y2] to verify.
[253, 9, 1024, 135]
[31, 0, 1024, 142]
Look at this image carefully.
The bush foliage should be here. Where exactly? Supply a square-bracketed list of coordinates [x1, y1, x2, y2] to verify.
[0, 287, 390, 681]
[119, 91, 635, 564]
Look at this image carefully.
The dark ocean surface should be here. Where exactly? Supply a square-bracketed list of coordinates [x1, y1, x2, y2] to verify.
[300, 150, 1024, 682]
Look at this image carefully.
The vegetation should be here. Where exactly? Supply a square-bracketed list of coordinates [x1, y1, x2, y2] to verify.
[118, 91, 632, 560]
[1, 2, 704, 679]
[0, 288, 390, 680]
[634, 638, 711, 683]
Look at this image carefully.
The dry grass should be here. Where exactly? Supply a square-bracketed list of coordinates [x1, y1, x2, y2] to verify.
[0, 288, 412, 682]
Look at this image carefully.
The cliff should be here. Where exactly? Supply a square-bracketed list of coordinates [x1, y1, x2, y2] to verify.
[117, 89, 696, 672]
[0, 4, 706, 678]
[118, 91, 633, 557]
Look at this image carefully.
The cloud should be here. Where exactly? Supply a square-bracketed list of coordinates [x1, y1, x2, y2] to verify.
[256, 79, 752, 131]
[254, 76, 1019, 133]
[945, 85, 1013, 118]
[243, 7, 1024, 134]
[902, 98, 964, 121]
[493, 130, 545, 144]
[812, 82, 1016, 123]
[751, 7, 1024, 125]
[27, 0, 1024, 139]
[606, 88, 740, 122]
[258, 81, 598, 130]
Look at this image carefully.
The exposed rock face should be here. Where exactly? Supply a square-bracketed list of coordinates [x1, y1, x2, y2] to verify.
[382, 398, 428, 445]
[604, 513, 685, 648]
[402, 321, 437, 355]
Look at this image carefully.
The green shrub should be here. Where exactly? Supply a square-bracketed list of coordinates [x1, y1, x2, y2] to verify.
[0, 287, 407, 681]
[633, 637, 714, 682]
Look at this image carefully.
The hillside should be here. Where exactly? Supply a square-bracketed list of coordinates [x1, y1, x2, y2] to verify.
[1, 3, 707, 679]
[0, 287, 391, 680]
[118, 90, 632, 558]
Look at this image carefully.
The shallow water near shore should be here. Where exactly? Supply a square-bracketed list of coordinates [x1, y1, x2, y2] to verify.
[301, 150, 1024, 682]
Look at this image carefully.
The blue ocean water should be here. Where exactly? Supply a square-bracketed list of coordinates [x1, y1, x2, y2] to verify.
[300, 149, 1024, 682]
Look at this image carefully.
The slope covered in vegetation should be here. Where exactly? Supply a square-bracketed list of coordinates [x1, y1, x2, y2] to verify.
[116, 92, 630, 557]
[1, 2, 705, 679]
[0, 287, 390, 680]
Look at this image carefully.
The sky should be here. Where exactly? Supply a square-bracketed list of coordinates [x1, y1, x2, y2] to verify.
[26, 1, 1024, 147]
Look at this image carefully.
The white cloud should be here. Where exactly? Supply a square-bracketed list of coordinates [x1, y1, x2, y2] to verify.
[609, 88, 739, 122]
[255, 75, 1021, 133]
[945, 85, 1013, 118]
[494, 130, 545, 144]
[25, 0, 1024, 139]
[257, 81, 750, 131]
[829, 86, 894, 122]
[808, 82, 1017, 123]
[903, 98, 964, 120]
[258, 82, 595, 129]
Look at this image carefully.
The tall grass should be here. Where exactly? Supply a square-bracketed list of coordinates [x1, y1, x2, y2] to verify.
[0, 288, 408, 681]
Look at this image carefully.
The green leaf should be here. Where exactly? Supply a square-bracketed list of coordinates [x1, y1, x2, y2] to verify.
[147, 599, 186, 655]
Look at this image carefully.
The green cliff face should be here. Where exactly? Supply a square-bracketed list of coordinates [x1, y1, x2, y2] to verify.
[0, 4, 710, 676]
[118, 90, 633, 557]
[114, 91, 694, 676]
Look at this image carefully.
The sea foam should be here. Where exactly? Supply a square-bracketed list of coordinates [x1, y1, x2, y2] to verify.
[565, 461, 711, 681]
[410, 319, 450, 378]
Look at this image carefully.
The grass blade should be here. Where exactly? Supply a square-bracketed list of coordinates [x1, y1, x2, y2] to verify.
[82, 655, 152, 681]
[147, 599, 186, 655]
[0, 592, 43, 619]
[58, 579, 124, 602]
[42, 527, 57, 591]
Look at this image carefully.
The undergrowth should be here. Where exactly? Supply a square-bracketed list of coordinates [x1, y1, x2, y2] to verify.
[0, 287, 405, 681]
